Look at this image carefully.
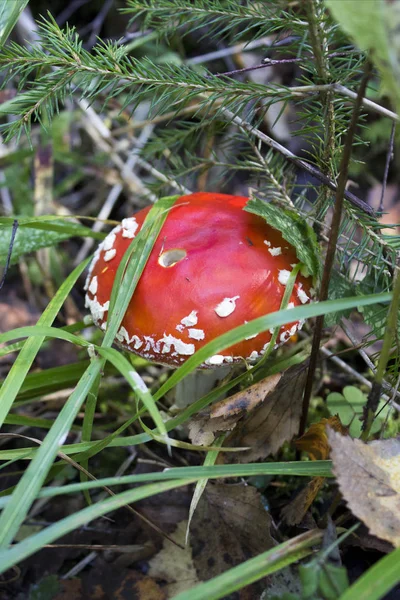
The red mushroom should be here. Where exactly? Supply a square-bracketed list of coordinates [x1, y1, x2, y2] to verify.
[85, 192, 312, 367]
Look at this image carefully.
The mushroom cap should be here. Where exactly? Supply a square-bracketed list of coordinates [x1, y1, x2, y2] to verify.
[85, 192, 312, 367]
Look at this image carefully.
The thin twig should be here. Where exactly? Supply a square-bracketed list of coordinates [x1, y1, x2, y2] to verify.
[299, 60, 373, 437]
[379, 121, 396, 213]
[219, 106, 374, 215]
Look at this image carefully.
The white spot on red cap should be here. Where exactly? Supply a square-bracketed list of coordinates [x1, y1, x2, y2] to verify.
[161, 334, 195, 356]
[188, 328, 205, 340]
[206, 354, 225, 366]
[88, 276, 98, 295]
[297, 284, 309, 304]
[214, 296, 240, 318]
[103, 233, 116, 251]
[104, 248, 116, 262]
[121, 218, 139, 239]
[180, 310, 198, 327]
[278, 270, 291, 286]
[268, 246, 282, 256]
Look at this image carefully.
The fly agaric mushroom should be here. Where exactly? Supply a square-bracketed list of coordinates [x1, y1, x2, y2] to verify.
[85, 192, 312, 367]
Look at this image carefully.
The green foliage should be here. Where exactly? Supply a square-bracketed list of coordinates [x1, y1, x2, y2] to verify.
[327, 386, 393, 437]
[0, 219, 104, 265]
[123, 0, 286, 42]
[245, 197, 321, 281]
[326, 0, 400, 114]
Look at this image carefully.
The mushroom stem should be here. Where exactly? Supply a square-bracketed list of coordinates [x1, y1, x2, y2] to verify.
[174, 365, 233, 409]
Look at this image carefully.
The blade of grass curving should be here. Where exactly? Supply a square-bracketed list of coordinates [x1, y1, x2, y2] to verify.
[2, 291, 391, 406]
[154, 292, 392, 400]
[171, 529, 324, 600]
[0, 358, 103, 547]
[0, 461, 333, 509]
[0, 479, 193, 574]
[0, 196, 178, 547]
[140, 419, 244, 452]
[0, 293, 391, 467]
[338, 547, 400, 600]
[0, 257, 90, 427]
[0, 325, 167, 437]
[76, 348, 265, 463]
[99, 347, 168, 437]
[80, 372, 101, 506]
[103, 195, 179, 346]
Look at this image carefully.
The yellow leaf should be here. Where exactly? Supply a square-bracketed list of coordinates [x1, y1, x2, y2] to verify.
[296, 416, 347, 460]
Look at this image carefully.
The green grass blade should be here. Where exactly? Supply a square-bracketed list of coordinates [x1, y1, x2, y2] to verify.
[186, 435, 224, 543]
[0, 258, 90, 427]
[0, 358, 103, 547]
[0, 196, 178, 548]
[0, 479, 193, 574]
[0, 0, 29, 46]
[0, 461, 333, 508]
[103, 195, 179, 345]
[171, 529, 324, 600]
[338, 547, 400, 600]
[99, 347, 168, 437]
[154, 292, 392, 399]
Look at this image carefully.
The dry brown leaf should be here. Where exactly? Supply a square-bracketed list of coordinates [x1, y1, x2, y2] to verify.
[210, 373, 282, 418]
[281, 477, 326, 526]
[148, 520, 199, 597]
[188, 413, 239, 446]
[223, 362, 308, 462]
[282, 416, 346, 525]
[188, 373, 282, 447]
[328, 430, 400, 547]
[296, 416, 347, 460]
[190, 483, 273, 597]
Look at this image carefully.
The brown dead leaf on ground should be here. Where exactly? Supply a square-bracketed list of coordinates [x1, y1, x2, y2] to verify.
[282, 416, 346, 525]
[190, 483, 274, 598]
[188, 373, 282, 447]
[328, 430, 400, 547]
[148, 521, 199, 597]
[223, 362, 308, 462]
[296, 416, 347, 460]
[188, 413, 240, 446]
[210, 373, 282, 418]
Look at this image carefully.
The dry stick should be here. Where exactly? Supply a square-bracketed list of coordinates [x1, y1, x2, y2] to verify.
[362, 256, 400, 438]
[220, 106, 374, 215]
[299, 61, 373, 437]
[379, 121, 396, 213]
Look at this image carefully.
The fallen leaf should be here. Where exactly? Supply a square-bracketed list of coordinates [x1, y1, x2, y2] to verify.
[188, 413, 239, 446]
[281, 477, 326, 526]
[148, 520, 199, 597]
[295, 416, 347, 460]
[328, 430, 400, 547]
[188, 373, 282, 447]
[223, 362, 308, 462]
[190, 483, 273, 598]
[210, 373, 282, 418]
[282, 416, 346, 525]
[82, 567, 166, 600]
